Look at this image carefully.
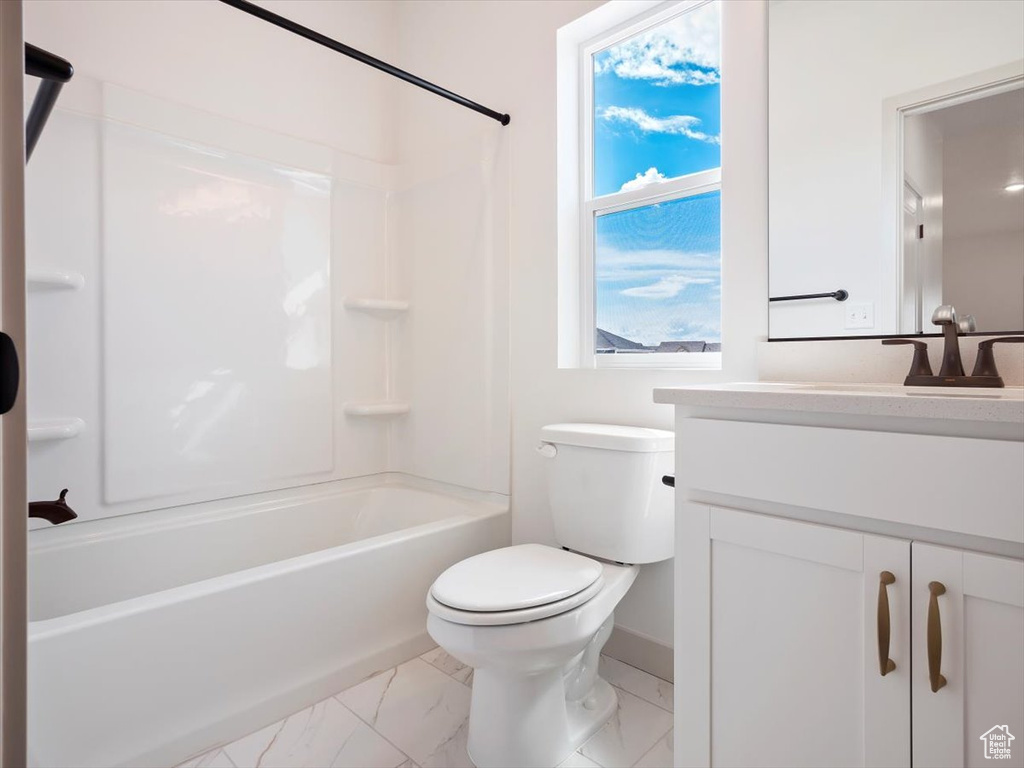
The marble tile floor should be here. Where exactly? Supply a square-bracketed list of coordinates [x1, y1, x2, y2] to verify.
[178, 649, 674, 768]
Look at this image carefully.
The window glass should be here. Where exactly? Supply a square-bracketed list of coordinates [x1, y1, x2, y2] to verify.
[594, 191, 721, 353]
[592, 1, 721, 197]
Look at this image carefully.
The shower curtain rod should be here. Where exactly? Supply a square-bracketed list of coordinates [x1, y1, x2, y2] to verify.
[25, 43, 74, 161]
[217, 0, 511, 126]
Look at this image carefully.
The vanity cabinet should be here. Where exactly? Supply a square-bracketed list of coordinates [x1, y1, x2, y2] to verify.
[911, 544, 1024, 768]
[657, 388, 1024, 768]
[700, 507, 910, 768]
[690, 507, 1024, 768]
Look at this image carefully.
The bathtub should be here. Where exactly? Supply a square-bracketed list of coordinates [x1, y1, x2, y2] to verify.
[27, 477, 508, 768]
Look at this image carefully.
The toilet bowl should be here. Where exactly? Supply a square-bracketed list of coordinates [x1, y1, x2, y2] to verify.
[426, 424, 674, 768]
[427, 544, 637, 768]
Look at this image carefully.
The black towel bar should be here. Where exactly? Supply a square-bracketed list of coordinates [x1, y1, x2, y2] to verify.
[769, 290, 849, 303]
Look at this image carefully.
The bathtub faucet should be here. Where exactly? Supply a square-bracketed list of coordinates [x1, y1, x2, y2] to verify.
[29, 488, 77, 525]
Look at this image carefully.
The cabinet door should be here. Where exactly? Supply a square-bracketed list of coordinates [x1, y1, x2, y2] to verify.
[912, 544, 1024, 768]
[677, 505, 911, 767]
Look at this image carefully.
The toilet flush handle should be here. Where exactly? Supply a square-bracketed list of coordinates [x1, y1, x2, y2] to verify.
[536, 443, 557, 459]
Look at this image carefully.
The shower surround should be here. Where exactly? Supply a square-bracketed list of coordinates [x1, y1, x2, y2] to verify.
[24, 44, 509, 768]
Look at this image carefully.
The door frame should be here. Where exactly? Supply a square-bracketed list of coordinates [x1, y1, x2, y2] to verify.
[901, 179, 924, 334]
[0, 0, 29, 762]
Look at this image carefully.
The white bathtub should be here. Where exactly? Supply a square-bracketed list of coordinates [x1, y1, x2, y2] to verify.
[27, 478, 508, 768]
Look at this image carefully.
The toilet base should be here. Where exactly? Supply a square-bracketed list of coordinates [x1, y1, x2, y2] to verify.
[566, 676, 618, 755]
[466, 674, 618, 768]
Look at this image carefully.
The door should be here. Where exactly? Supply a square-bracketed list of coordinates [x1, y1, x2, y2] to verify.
[901, 181, 924, 334]
[677, 505, 911, 767]
[0, 0, 28, 763]
[912, 544, 1024, 768]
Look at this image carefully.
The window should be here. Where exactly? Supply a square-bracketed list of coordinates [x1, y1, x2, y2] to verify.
[565, 0, 722, 368]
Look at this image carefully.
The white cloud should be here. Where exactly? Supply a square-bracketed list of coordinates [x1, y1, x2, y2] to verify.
[621, 274, 714, 298]
[593, 2, 720, 87]
[620, 167, 668, 192]
[596, 246, 719, 283]
[601, 106, 719, 144]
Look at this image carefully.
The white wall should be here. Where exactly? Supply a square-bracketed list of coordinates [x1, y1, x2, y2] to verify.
[768, 0, 1024, 338]
[395, 0, 768, 650]
[25, 0, 398, 163]
[945, 230, 1024, 331]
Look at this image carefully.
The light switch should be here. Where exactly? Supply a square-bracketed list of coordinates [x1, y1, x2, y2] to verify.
[845, 302, 874, 329]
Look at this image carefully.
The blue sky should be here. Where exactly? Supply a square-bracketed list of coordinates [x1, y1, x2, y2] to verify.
[592, 1, 722, 347]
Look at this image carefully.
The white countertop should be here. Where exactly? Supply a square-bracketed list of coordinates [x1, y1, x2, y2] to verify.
[653, 382, 1024, 424]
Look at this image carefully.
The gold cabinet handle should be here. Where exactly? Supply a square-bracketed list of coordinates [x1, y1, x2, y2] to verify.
[927, 581, 947, 692]
[877, 571, 896, 676]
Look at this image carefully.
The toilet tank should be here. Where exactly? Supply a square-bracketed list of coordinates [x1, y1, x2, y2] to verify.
[539, 424, 674, 564]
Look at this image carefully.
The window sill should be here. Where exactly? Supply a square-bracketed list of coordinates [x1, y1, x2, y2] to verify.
[591, 352, 722, 370]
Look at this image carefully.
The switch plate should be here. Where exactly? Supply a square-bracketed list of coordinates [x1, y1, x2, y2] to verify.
[845, 302, 874, 329]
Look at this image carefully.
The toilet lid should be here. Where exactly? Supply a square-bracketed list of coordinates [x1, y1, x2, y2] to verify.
[430, 543, 603, 612]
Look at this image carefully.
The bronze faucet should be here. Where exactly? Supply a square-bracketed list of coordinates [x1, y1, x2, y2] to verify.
[29, 488, 77, 525]
[883, 305, 1023, 387]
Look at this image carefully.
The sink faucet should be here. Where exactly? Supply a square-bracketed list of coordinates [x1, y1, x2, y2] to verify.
[932, 305, 970, 377]
[29, 488, 77, 525]
[883, 306, 1023, 388]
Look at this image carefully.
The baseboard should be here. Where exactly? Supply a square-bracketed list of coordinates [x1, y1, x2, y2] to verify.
[603, 626, 674, 683]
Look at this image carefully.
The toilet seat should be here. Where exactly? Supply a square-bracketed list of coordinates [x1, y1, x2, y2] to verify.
[428, 543, 606, 626]
[427, 575, 606, 626]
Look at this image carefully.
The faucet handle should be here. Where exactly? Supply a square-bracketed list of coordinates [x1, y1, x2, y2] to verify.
[882, 338, 934, 378]
[931, 305, 957, 327]
[957, 314, 977, 334]
[971, 336, 1024, 379]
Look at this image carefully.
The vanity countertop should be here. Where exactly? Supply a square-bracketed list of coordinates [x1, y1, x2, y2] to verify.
[653, 382, 1024, 425]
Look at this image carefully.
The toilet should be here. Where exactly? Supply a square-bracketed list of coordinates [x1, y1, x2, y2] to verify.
[426, 423, 674, 768]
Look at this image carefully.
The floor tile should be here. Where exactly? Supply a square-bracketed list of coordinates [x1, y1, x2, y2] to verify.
[579, 687, 673, 768]
[599, 656, 673, 712]
[632, 729, 673, 768]
[177, 749, 236, 768]
[338, 658, 473, 768]
[420, 647, 474, 685]
[559, 751, 602, 767]
[222, 696, 407, 768]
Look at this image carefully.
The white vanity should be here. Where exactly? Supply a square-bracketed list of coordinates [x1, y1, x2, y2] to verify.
[656, 383, 1024, 768]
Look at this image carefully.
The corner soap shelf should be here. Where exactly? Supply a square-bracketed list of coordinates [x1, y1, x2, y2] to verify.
[342, 298, 409, 320]
[28, 417, 85, 442]
[343, 402, 410, 417]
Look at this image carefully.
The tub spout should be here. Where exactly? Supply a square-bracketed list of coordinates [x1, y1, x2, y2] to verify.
[29, 488, 77, 525]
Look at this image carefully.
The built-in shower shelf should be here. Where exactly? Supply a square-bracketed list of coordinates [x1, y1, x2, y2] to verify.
[343, 402, 411, 417]
[28, 417, 85, 442]
[27, 270, 85, 291]
[343, 298, 409, 320]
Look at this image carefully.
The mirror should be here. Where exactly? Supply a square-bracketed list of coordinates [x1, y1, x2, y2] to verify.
[768, 0, 1024, 339]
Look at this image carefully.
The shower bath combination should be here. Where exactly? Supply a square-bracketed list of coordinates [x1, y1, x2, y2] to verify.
[20, 1, 513, 765]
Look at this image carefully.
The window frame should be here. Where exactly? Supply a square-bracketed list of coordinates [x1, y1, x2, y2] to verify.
[577, 0, 722, 370]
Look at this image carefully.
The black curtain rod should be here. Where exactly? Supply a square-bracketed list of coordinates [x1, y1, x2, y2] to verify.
[25, 43, 74, 161]
[217, 0, 511, 126]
